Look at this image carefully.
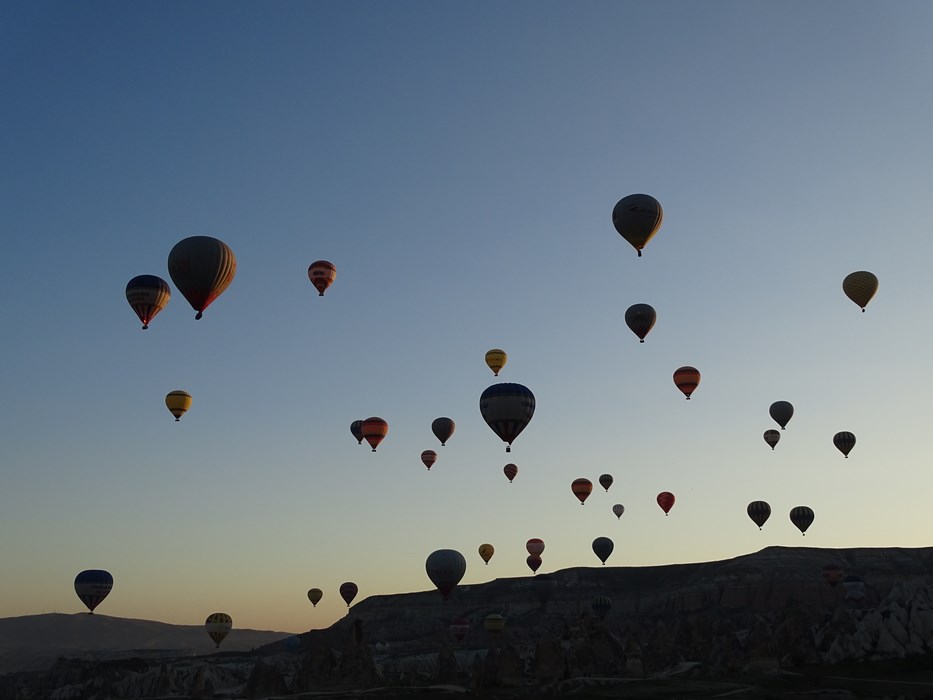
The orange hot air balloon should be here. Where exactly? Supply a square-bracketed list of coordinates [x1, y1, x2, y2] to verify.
[308, 260, 336, 296]
[657, 491, 675, 515]
[478, 543, 494, 565]
[612, 194, 663, 257]
[167, 236, 236, 320]
[571, 478, 593, 505]
[421, 450, 437, 470]
[673, 366, 700, 399]
[842, 271, 878, 312]
[526, 555, 542, 574]
[503, 463, 518, 483]
[526, 538, 545, 557]
[125, 275, 171, 330]
[361, 417, 388, 452]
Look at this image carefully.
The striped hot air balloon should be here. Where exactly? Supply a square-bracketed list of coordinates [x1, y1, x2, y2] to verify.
[612, 194, 663, 257]
[657, 491, 675, 515]
[833, 431, 856, 458]
[591, 595, 613, 620]
[571, 478, 593, 505]
[485, 349, 507, 376]
[612, 504, 625, 519]
[484, 614, 505, 634]
[165, 390, 192, 422]
[307, 260, 336, 296]
[74, 570, 113, 614]
[790, 506, 814, 535]
[431, 417, 455, 446]
[350, 420, 364, 445]
[125, 275, 170, 330]
[599, 474, 613, 492]
[361, 417, 388, 452]
[205, 613, 232, 648]
[673, 366, 701, 399]
[479, 383, 535, 452]
[746, 501, 771, 529]
[167, 236, 236, 320]
[421, 450, 437, 470]
[526, 538, 545, 557]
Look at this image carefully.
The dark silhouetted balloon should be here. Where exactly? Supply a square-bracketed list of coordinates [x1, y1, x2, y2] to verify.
[431, 417, 455, 446]
[673, 366, 701, 399]
[526, 554, 542, 574]
[599, 474, 613, 492]
[526, 538, 545, 557]
[308, 260, 336, 296]
[74, 570, 113, 614]
[833, 431, 856, 458]
[205, 612, 232, 648]
[125, 275, 170, 330]
[572, 478, 593, 505]
[480, 383, 535, 452]
[790, 506, 814, 535]
[307, 588, 323, 607]
[612, 504, 625, 519]
[361, 417, 388, 452]
[503, 463, 518, 483]
[747, 501, 771, 529]
[339, 581, 358, 607]
[350, 420, 364, 445]
[167, 236, 236, 320]
[426, 549, 467, 600]
[770, 401, 794, 430]
[592, 537, 614, 565]
[842, 271, 878, 312]
[624, 303, 657, 342]
[421, 450, 437, 470]
[478, 543, 494, 565]
[612, 194, 663, 257]
[763, 429, 780, 450]
[657, 491, 675, 515]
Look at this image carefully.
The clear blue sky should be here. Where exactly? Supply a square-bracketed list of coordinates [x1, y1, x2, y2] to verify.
[2, 1, 933, 634]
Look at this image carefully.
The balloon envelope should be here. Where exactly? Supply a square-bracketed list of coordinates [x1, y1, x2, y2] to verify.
[624, 303, 657, 342]
[205, 612, 232, 648]
[165, 390, 192, 422]
[421, 450, 437, 470]
[526, 555, 542, 573]
[307, 588, 323, 607]
[74, 570, 113, 614]
[592, 537, 614, 565]
[833, 431, 856, 458]
[478, 543, 494, 564]
[657, 491, 675, 515]
[770, 401, 794, 430]
[612, 504, 625, 519]
[167, 236, 236, 319]
[598, 474, 613, 492]
[763, 429, 780, 450]
[431, 417, 455, 446]
[339, 582, 358, 606]
[480, 383, 535, 452]
[485, 349, 507, 376]
[361, 417, 388, 452]
[308, 260, 336, 296]
[673, 366, 701, 399]
[503, 463, 518, 483]
[842, 271, 878, 311]
[125, 275, 170, 329]
[790, 506, 814, 535]
[747, 501, 771, 529]
[350, 420, 364, 445]
[571, 478, 593, 505]
[526, 538, 545, 557]
[612, 194, 663, 256]
[426, 549, 467, 600]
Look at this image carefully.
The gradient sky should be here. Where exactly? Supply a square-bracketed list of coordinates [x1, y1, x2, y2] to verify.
[3, 1, 933, 635]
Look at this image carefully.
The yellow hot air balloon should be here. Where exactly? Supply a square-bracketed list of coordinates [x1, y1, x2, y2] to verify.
[485, 349, 507, 376]
[165, 390, 192, 422]
[842, 271, 878, 312]
[204, 612, 232, 648]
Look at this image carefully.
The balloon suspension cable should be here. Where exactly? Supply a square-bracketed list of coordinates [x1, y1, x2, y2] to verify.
[195, 311, 203, 320]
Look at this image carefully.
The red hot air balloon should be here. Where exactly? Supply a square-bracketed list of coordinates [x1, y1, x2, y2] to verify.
[425, 549, 467, 600]
[361, 417, 388, 451]
[526, 538, 545, 557]
[673, 366, 701, 399]
[763, 430, 780, 450]
[747, 501, 771, 529]
[431, 417, 455, 446]
[479, 383, 535, 452]
[599, 474, 613, 492]
[167, 236, 236, 320]
[421, 450, 437, 470]
[308, 260, 336, 296]
[125, 275, 171, 330]
[571, 478, 593, 505]
[526, 555, 542, 574]
[339, 582, 358, 607]
[350, 420, 364, 445]
[833, 431, 856, 458]
[790, 506, 814, 535]
[657, 491, 675, 515]
[503, 463, 518, 483]
[624, 303, 657, 343]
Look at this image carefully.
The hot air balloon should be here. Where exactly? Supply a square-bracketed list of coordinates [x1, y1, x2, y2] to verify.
[503, 463, 518, 483]
[350, 420, 364, 445]
[421, 450, 437, 470]
[747, 501, 771, 529]
[763, 429, 781, 450]
[673, 366, 701, 399]
[612, 194, 663, 257]
[790, 506, 814, 535]
[450, 617, 471, 641]
[592, 537, 614, 565]
[624, 303, 657, 342]
[165, 390, 192, 422]
[205, 612, 232, 648]
[591, 595, 613, 621]
[339, 582, 358, 607]
[526, 538, 545, 557]
[843, 271, 878, 312]
[307, 588, 323, 607]
[657, 491, 675, 515]
[426, 549, 467, 600]
[308, 260, 336, 296]
[770, 401, 794, 430]
[485, 349, 507, 376]
[361, 417, 388, 452]
[478, 543, 495, 565]
[480, 383, 535, 452]
[483, 614, 505, 635]
[599, 474, 613, 492]
[74, 570, 113, 614]
[125, 275, 171, 330]
[167, 236, 236, 320]
[822, 563, 844, 587]
[533, 574, 556, 605]
[526, 555, 542, 574]
[612, 504, 625, 519]
[431, 417, 455, 446]
[833, 431, 856, 458]
[571, 478, 593, 505]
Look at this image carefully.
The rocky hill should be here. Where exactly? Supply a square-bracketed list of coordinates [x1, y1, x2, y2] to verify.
[5, 546, 933, 698]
